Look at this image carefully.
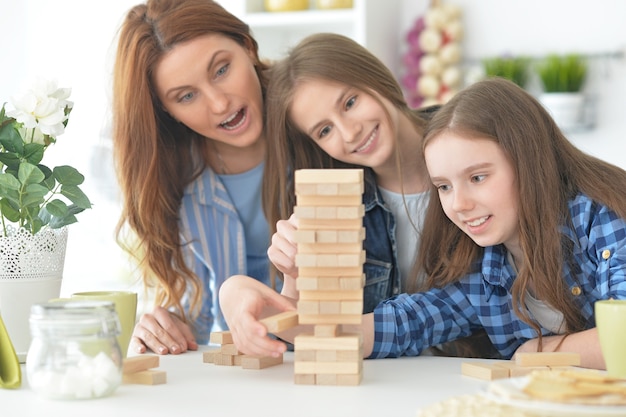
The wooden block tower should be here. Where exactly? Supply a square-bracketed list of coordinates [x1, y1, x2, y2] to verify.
[292, 168, 366, 385]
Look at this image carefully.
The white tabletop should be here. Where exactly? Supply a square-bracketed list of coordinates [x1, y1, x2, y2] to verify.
[1, 347, 491, 417]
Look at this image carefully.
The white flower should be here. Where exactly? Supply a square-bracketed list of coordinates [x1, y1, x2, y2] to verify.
[7, 78, 73, 139]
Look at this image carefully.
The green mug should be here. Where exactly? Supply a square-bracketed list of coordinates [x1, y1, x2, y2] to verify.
[71, 291, 138, 358]
[595, 299, 626, 378]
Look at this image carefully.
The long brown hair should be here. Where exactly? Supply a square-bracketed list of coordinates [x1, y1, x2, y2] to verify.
[112, 0, 268, 319]
[262, 33, 429, 291]
[419, 77, 626, 345]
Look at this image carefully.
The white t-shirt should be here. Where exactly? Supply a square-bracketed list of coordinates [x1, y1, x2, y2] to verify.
[378, 187, 430, 289]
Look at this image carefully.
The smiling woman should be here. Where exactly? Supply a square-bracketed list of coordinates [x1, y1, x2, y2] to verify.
[110, 0, 277, 356]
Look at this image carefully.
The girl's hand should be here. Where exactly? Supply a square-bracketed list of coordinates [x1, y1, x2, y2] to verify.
[130, 306, 198, 355]
[267, 214, 299, 279]
[219, 275, 296, 358]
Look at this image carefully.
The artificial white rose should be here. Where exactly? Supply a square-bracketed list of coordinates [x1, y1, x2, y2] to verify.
[8, 78, 72, 138]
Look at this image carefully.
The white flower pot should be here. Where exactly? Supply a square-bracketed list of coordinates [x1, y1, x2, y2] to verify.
[0, 226, 68, 362]
[538, 92, 585, 132]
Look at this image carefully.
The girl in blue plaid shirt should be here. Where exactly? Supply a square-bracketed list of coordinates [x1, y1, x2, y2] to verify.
[220, 72, 626, 370]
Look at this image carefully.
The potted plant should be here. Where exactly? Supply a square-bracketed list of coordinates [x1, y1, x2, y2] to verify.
[0, 78, 92, 360]
[536, 53, 588, 131]
[482, 55, 531, 88]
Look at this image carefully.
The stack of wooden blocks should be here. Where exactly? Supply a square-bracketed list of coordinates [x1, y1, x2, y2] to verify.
[203, 330, 285, 369]
[292, 168, 366, 385]
[461, 352, 582, 381]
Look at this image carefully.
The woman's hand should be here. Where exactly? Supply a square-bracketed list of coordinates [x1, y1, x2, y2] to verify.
[129, 306, 198, 355]
[219, 274, 296, 358]
[267, 214, 299, 279]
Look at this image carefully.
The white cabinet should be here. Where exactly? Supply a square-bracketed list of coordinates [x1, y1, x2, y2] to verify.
[216, 0, 402, 76]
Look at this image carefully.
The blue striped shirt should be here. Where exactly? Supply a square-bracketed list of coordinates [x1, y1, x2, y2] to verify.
[370, 193, 626, 359]
[179, 165, 272, 344]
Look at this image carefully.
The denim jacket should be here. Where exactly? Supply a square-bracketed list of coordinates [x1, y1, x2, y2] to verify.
[362, 169, 402, 313]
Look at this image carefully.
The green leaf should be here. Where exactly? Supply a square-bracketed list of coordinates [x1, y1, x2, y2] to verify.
[53, 165, 85, 186]
[60, 185, 91, 209]
[18, 162, 45, 186]
[44, 199, 69, 217]
[21, 183, 48, 207]
[23, 143, 45, 165]
[0, 153, 20, 170]
[0, 198, 20, 222]
[0, 173, 21, 190]
[49, 212, 78, 229]
[0, 122, 24, 155]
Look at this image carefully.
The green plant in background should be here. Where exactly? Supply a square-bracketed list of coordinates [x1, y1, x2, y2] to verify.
[482, 56, 531, 88]
[536, 54, 588, 93]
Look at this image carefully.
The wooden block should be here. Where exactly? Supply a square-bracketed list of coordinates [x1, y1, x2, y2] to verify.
[213, 352, 235, 366]
[298, 218, 362, 229]
[202, 349, 220, 363]
[294, 360, 361, 374]
[297, 300, 320, 315]
[241, 354, 284, 369]
[298, 313, 363, 325]
[294, 373, 316, 385]
[338, 183, 364, 195]
[315, 373, 338, 385]
[209, 331, 233, 345]
[295, 169, 363, 184]
[314, 324, 340, 337]
[319, 301, 341, 314]
[122, 355, 160, 374]
[492, 361, 549, 377]
[337, 373, 362, 386]
[340, 276, 365, 290]
[461, 362, 509, 380]
[296, 252, 365, 268]
[294, 333, 362, 351]
[515, 352, 581, 367]
[336, 205, 364, 219]
[341, 300, 363, 314]
[220, 343, 242, 355]
[123, 369, 167, 385]
[297, 242, 363, 254]
[259, 310, 299, 333]
[294, 350, 317, 362]
[300, 289, 363, 301]
[296, 195, 362, 206]
[299, 266, 363, 277]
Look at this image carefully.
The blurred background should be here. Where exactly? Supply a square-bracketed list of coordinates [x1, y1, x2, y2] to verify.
[1, 0, 624, 312]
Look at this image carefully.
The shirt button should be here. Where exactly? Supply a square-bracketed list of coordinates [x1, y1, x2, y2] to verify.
[602, 249, 611, 260]
[571, 286, 582, 296]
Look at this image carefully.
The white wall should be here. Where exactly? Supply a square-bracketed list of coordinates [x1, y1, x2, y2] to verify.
[1, 0, 625, 299]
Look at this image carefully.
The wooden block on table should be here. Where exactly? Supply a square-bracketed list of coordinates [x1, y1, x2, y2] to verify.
[515, 352, 581, 367]
[123, 369, 167, 385]
[294, 373, 316, 385]
[122, 355, 160, 374]
[259, 310, 299, 333]
[202, 349, 220, 363]
[294, 360, 362, 375]
[209, 331, 234, 345]
[492, 361, 549, 377]
[220, 343, 242, 356]
[461, 362, 510, 380]
[213, 352, 235, 366]
[240, 354, 284, 369]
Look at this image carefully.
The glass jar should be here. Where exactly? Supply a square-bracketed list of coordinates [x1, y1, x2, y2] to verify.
[26, 300, 123, 400]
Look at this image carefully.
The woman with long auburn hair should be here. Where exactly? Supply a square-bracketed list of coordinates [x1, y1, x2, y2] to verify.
[112, 0, 273, 355]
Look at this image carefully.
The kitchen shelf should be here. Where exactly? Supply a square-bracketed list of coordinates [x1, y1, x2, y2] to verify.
[217, 0, 402, 75]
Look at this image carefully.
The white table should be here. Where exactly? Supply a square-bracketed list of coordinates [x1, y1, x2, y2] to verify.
[1, 348, 490, 417]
